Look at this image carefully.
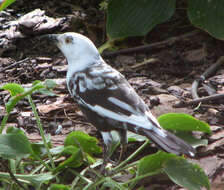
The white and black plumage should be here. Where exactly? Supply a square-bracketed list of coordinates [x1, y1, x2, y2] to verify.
[44, 32, 195, 161]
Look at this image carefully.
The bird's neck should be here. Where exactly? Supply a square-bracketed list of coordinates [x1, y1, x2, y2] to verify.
[66, 54, 102, 81]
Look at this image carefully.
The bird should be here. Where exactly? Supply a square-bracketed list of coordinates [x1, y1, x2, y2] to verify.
[42, 32, 195, 163]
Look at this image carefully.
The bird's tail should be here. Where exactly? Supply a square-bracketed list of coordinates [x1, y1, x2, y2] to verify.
[137, 127, 195, 157]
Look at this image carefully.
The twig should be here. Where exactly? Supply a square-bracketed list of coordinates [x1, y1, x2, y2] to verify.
[174, 93, 224, 108]
[0, 58, 29, 72]
[102, 30, 200, 57]
[191, 56, 224, 99]
[118, 58, 159, 72]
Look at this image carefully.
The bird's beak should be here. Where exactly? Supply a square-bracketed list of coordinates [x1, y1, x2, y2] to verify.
[40, 34, 59, 43]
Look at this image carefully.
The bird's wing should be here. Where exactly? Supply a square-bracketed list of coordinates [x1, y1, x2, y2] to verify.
[73, 68, 159, 130]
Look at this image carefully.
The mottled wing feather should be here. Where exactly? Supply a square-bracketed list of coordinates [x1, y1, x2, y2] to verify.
[78, 73, 148, 116]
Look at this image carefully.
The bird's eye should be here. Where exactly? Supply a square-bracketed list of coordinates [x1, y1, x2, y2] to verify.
[65, 36, 73, 44]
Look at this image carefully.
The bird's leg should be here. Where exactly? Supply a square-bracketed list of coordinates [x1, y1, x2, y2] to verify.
[100, 131, 114, 168]
[118, 129, 127, 164]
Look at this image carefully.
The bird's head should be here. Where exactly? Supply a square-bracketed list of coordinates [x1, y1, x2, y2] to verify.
[43, 32, 100, 71]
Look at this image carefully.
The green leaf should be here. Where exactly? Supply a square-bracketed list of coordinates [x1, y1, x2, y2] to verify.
[50, 146, 64, 155]
[1, 83, 24, 96]
[188, 0, 224, 40]
[38, 79, 58, 96]
[107, 0, 176, 39]
[164, 157, 210, 190]
[137, 151, 176, 176]
[53, 147, 83, 173]
[31, 135, 52, 157]
[0, 0, 15, 11]
[4, 82, 45, 113]
[176, 131, 208, 148]
[64, 131, 102, 155]
[158, 113, 211, 133]
[48, 184, 70, 190]
[127, 131, 147, 142]
[44, 79, 58, 89]
[0, 132, 33, 159]
[6, 126, 25, 135]
[11, 172, 53, 187]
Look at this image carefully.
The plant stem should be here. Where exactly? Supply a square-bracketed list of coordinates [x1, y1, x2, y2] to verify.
[98, 39, 115, 54]
[83, 177, 107, 190]
[0, 113, 9, 134]
[27, 95, 55, 169]
[112, 140, 149, 173]
[123, 170, 160, 187]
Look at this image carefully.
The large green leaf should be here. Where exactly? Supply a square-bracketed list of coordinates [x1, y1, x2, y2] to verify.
[107, 0, 176, 39]
[164, 157, 210, 190]
[138, 152, 210, 190]
[137, 151, 176, 176]
[0, 133, 33, 159]
[188, 0, 224, 40]
[158, 113, 211, 133]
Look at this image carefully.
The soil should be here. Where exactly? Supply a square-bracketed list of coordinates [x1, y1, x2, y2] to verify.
[0, 0, 224, 189]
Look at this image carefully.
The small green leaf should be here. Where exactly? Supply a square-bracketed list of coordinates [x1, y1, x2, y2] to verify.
[127, 131, 147, 142]
[158, 113, 211, 133]
[64, 131, 102, 155]
[0, 132, 33, 159]
[53, 147, 83, 173]
[1, 83, 24, 96]
[48, 184, 70, 190]
[4, 82, 45, 113]
[0, 0, 15, 11]
[164, 157, 210, 190]
[38, 79, 58, 96]
[138, 151, 176, 176]
[44, 79, 57, 89]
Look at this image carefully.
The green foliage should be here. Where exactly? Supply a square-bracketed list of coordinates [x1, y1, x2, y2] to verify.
[188, 0, 224, 40]
[1, 83, 24, 96]
[0, 0, 15, 11]
[107, 0, 175, 39]
[0, 129, 33, 159]
[175, 131, 208, 148]
[138, 151, 176, 176]
[1, 81, 44, 114]
[100, 0, 224, 52]
[53, 146, 83, 173]
[138, 152, 210, 190]
[158, 113, 211, 133]
[164, 157, 210, 190]
[0, 81, 210, 189]
[64, 131, 102, 155]
[48, 184, 70, 190]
